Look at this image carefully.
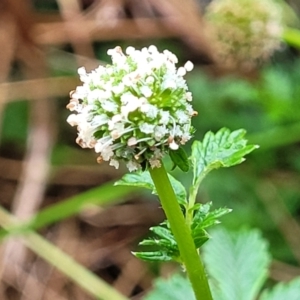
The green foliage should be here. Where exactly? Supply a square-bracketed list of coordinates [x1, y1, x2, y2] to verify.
[169, 147, 190, 172]
[117, 128, 256, 263]
[260, 278, 300, 300]
[0, 182, 137, 241]
[190, 203, 232, 245]
[134, 222, 179, 262]
[135, 204, 230, 262]
[283, 28, 300, 49]
[146, 228, 300, 300]
[145, 274, 195, 300]
[191, 128, 258, 187]
[202, 228, 271, 300]
[115, 171, 187, 205]
[0, 206, 129, 300]
[0, 101, 29, 144]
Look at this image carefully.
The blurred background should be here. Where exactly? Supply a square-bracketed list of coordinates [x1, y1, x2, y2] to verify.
[0, 0, 300, 299]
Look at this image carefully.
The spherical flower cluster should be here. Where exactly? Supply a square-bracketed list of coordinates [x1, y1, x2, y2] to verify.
[205, 0, 283, 69]
[67, 46, 196, 172]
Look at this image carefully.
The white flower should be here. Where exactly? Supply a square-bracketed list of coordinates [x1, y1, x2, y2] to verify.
[169, 140, 179, 150]
[67, 45, 196, 171]
[67, 114, 79, 126]
[184, 61, 194, 72]
[149, 158, 161, 169]
[140, 123, 155, 134]
[101, 146, 114, 161]
[127, 160, 141, 172]
[140, 86, 153, 98]
[125, 46, 135, 55]
[154, 125, 168, 141]
[91, 114, 109, 127]
[176, 110, 190, 124]
[177, 67, 186, 76]
[127, 137, 138, 146]
[159, 111, 170, 125]
[101, 100, 118, 112]
[112, 83, 125, 94]
[140, 103, 158, 119]
[205, 0, 283, 69]
[109, 158, 119, 169]
[146, 76, 155, 84]
[186, 92, 192, 102]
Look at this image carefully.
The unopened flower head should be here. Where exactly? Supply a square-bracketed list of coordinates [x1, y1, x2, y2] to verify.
[205, 0, 283, 69]
[67, 46, 196, 171]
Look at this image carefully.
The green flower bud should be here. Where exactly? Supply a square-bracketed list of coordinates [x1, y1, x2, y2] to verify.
[205, 0, 283, 69]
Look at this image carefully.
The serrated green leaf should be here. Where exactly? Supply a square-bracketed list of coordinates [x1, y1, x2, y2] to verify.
[260, 278, 300, 300]
[150, 226, 177, 245]
[191, 203, 231, 231]
[203, 228, 271, 300]
[191, 128, 258, 186]
[195, 207, 232, 230]
[115, 171, 154, 190]
[169, 147, 190, 172]
[115, 171, 187, 205]
[192, 229, 209, 248]
[136, 224, 180, 262]
[134, 251, 174, 262]
[145, 274, 196, 300]
[139, 239, 176, 250]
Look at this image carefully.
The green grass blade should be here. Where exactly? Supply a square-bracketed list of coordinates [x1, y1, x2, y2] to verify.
[0, 182, 138, 240]
[0, 206, 129, 300]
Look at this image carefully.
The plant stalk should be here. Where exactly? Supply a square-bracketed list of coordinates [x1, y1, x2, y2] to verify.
[0, 206, 129, 300]
[149, 163, 213, 300]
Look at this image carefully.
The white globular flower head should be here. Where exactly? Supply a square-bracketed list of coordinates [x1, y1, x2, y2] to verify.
[205, 0, 283, 70]
[67, 46, 196, 171]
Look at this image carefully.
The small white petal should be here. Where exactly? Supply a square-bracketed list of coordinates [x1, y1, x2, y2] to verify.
[109, 159, 119, 169]
[140, 123, 155, 134]
[146, 76, 155, 84]
[140, 86, 152, 98]
[67, 114, 79, 126]
[184, 61, 194, 71]
[127, 137, 138, 146]
[127, 160, 141, 172]
[149, 158, 161, 169]
[169, 140, 179, 150]
[177, 67, 186, 76]
[148, 45, 158, 53]
[186, 92, 192, 102]
[101, 146, 114, 161]
[126, 46, 135, 55]
[78, 67, 86, 76]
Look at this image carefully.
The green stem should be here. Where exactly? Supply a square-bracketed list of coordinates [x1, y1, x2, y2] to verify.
[149, 163, 213, 300]
[0, 206, 129, 300]
[186, 171, 208, 227]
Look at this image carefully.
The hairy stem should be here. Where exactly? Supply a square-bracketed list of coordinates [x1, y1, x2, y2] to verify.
[149, 163, 213, 300]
